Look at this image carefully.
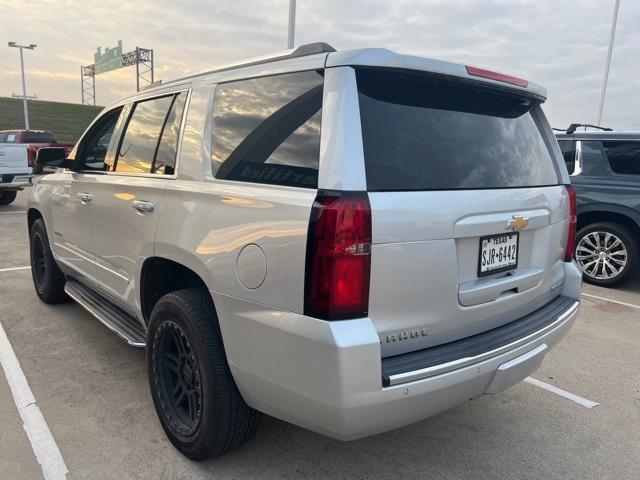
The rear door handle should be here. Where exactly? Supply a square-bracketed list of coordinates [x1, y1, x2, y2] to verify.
[131, 200, 155, 213]
[76, 192, 93, 203]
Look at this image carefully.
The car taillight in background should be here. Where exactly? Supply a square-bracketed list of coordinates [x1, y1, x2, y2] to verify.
[564, 185, 577, 262]
[27, 147, 36, 167]
[304, 191, 371, 320]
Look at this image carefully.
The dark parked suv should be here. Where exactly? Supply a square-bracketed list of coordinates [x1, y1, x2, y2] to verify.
[557, 124, 640, 287]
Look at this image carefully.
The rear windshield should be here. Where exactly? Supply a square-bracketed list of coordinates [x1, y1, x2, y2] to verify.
[356, 69, 559, 191]
[23, 131, 56, 143]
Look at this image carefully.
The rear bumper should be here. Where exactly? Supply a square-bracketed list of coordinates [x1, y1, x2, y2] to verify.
[214, 263, 582, 441]
[0, 174, 31, 190]
[381, 295, 576, 386]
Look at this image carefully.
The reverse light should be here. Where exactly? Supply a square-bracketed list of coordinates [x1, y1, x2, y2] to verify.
[564, 185, 577, 262]
[465, 65, 529, 88]
[304, 191, 372, 320]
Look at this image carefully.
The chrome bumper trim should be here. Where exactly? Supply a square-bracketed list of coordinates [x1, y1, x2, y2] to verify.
[386, 300, 579, 386]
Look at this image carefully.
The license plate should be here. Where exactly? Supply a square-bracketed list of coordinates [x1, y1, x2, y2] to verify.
[478, 232, 519, 277]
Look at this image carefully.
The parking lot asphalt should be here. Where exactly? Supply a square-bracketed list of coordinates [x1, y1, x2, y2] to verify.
[1, 189, 639, 480]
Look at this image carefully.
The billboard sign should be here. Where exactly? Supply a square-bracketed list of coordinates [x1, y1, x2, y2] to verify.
[94, 40, 123, 75]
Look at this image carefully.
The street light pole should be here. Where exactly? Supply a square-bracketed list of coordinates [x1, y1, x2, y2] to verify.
[8, 42, 37, 130]
[596, 0, 620, 127]
[18, 48, 29, 129]
[287, 0, 296, 49]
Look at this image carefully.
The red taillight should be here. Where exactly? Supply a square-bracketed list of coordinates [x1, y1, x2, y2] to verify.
[27, 148, 36, 167]
[465, 65, 529, 88]
[564, 185, 577, 262]
[304, 191, 371, 320]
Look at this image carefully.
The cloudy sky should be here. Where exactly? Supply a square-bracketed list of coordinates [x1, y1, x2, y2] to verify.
[1, 0, 638, 129]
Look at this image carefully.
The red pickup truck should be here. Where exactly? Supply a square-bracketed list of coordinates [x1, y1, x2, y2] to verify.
[0, 130, 74, 167]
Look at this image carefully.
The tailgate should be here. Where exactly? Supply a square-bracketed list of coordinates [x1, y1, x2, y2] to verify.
[0, 144, 30, 175]
[355, 67, 569, 357]
[369, 187, 570, 357]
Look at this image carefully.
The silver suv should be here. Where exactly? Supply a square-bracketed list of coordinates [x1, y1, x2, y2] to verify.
[28, 43, 582, 460]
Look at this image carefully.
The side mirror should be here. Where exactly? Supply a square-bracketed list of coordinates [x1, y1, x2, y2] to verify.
[34, 147, 73, 174]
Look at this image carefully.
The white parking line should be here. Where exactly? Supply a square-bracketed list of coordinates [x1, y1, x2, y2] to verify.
[525, 377, 599, 408]
[0, 211, 26, 214]
[0, 321, 68, 479]
[0, 266, 31, 273]
[581, 292, 640, 310]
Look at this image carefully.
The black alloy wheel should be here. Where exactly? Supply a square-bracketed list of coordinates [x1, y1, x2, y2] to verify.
[152, 320, 203, 437]
[29, 218, 69, 303]
[147, 289, 260, 460]
[31, 233, 47, 291]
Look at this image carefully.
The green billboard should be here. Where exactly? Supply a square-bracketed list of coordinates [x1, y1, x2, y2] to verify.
[94, 40, 123, 75]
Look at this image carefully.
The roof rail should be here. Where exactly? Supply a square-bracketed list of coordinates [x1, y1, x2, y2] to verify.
[291, 42, 337, 57]
[566, 123, 613, 134]
[212, 42, 336, 74]
[163, 42, 336, 87]
[140, 79, 163, 91]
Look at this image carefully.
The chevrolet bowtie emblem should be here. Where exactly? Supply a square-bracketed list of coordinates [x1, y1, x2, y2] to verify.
[506, 216, 529, 231]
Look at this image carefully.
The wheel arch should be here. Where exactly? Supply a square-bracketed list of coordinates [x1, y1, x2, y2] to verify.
[576, 205, 640, 240]
[139, 255, 214, 326]
[27, 208, 43, 234]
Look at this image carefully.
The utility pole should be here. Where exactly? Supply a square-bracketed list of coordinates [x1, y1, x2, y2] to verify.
[8, 42, 37, 130]
[287, 0, 297, 49]
[597, 0, 620, 126]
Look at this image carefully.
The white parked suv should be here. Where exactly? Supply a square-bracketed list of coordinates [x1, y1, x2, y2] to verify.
[28, 43, 582, 460]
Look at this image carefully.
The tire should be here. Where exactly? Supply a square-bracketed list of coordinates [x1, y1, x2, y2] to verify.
[29, 218, 69, 303]
[574, 222, 639, 287]
[147, 289, 260, 460]
[0, 191, 17, 205]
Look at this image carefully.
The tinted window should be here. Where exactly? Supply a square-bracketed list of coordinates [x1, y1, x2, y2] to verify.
[153, 93, 187, 175]
[1, 132, 12, 142]
[78, 108, 122, 171]
[0, 131, 20, 143]
[357, 69, 559, 191]
[212, 70, 323, 188]
[116, 95, 174, 173]
[558, 139, 576, 174]
[579, 141, 608, 176]
[23, 131, 56, 143]
[602, 141, 640, 175]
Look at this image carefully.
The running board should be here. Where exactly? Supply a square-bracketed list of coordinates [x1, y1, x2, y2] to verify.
[64, 279, 146, 348]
